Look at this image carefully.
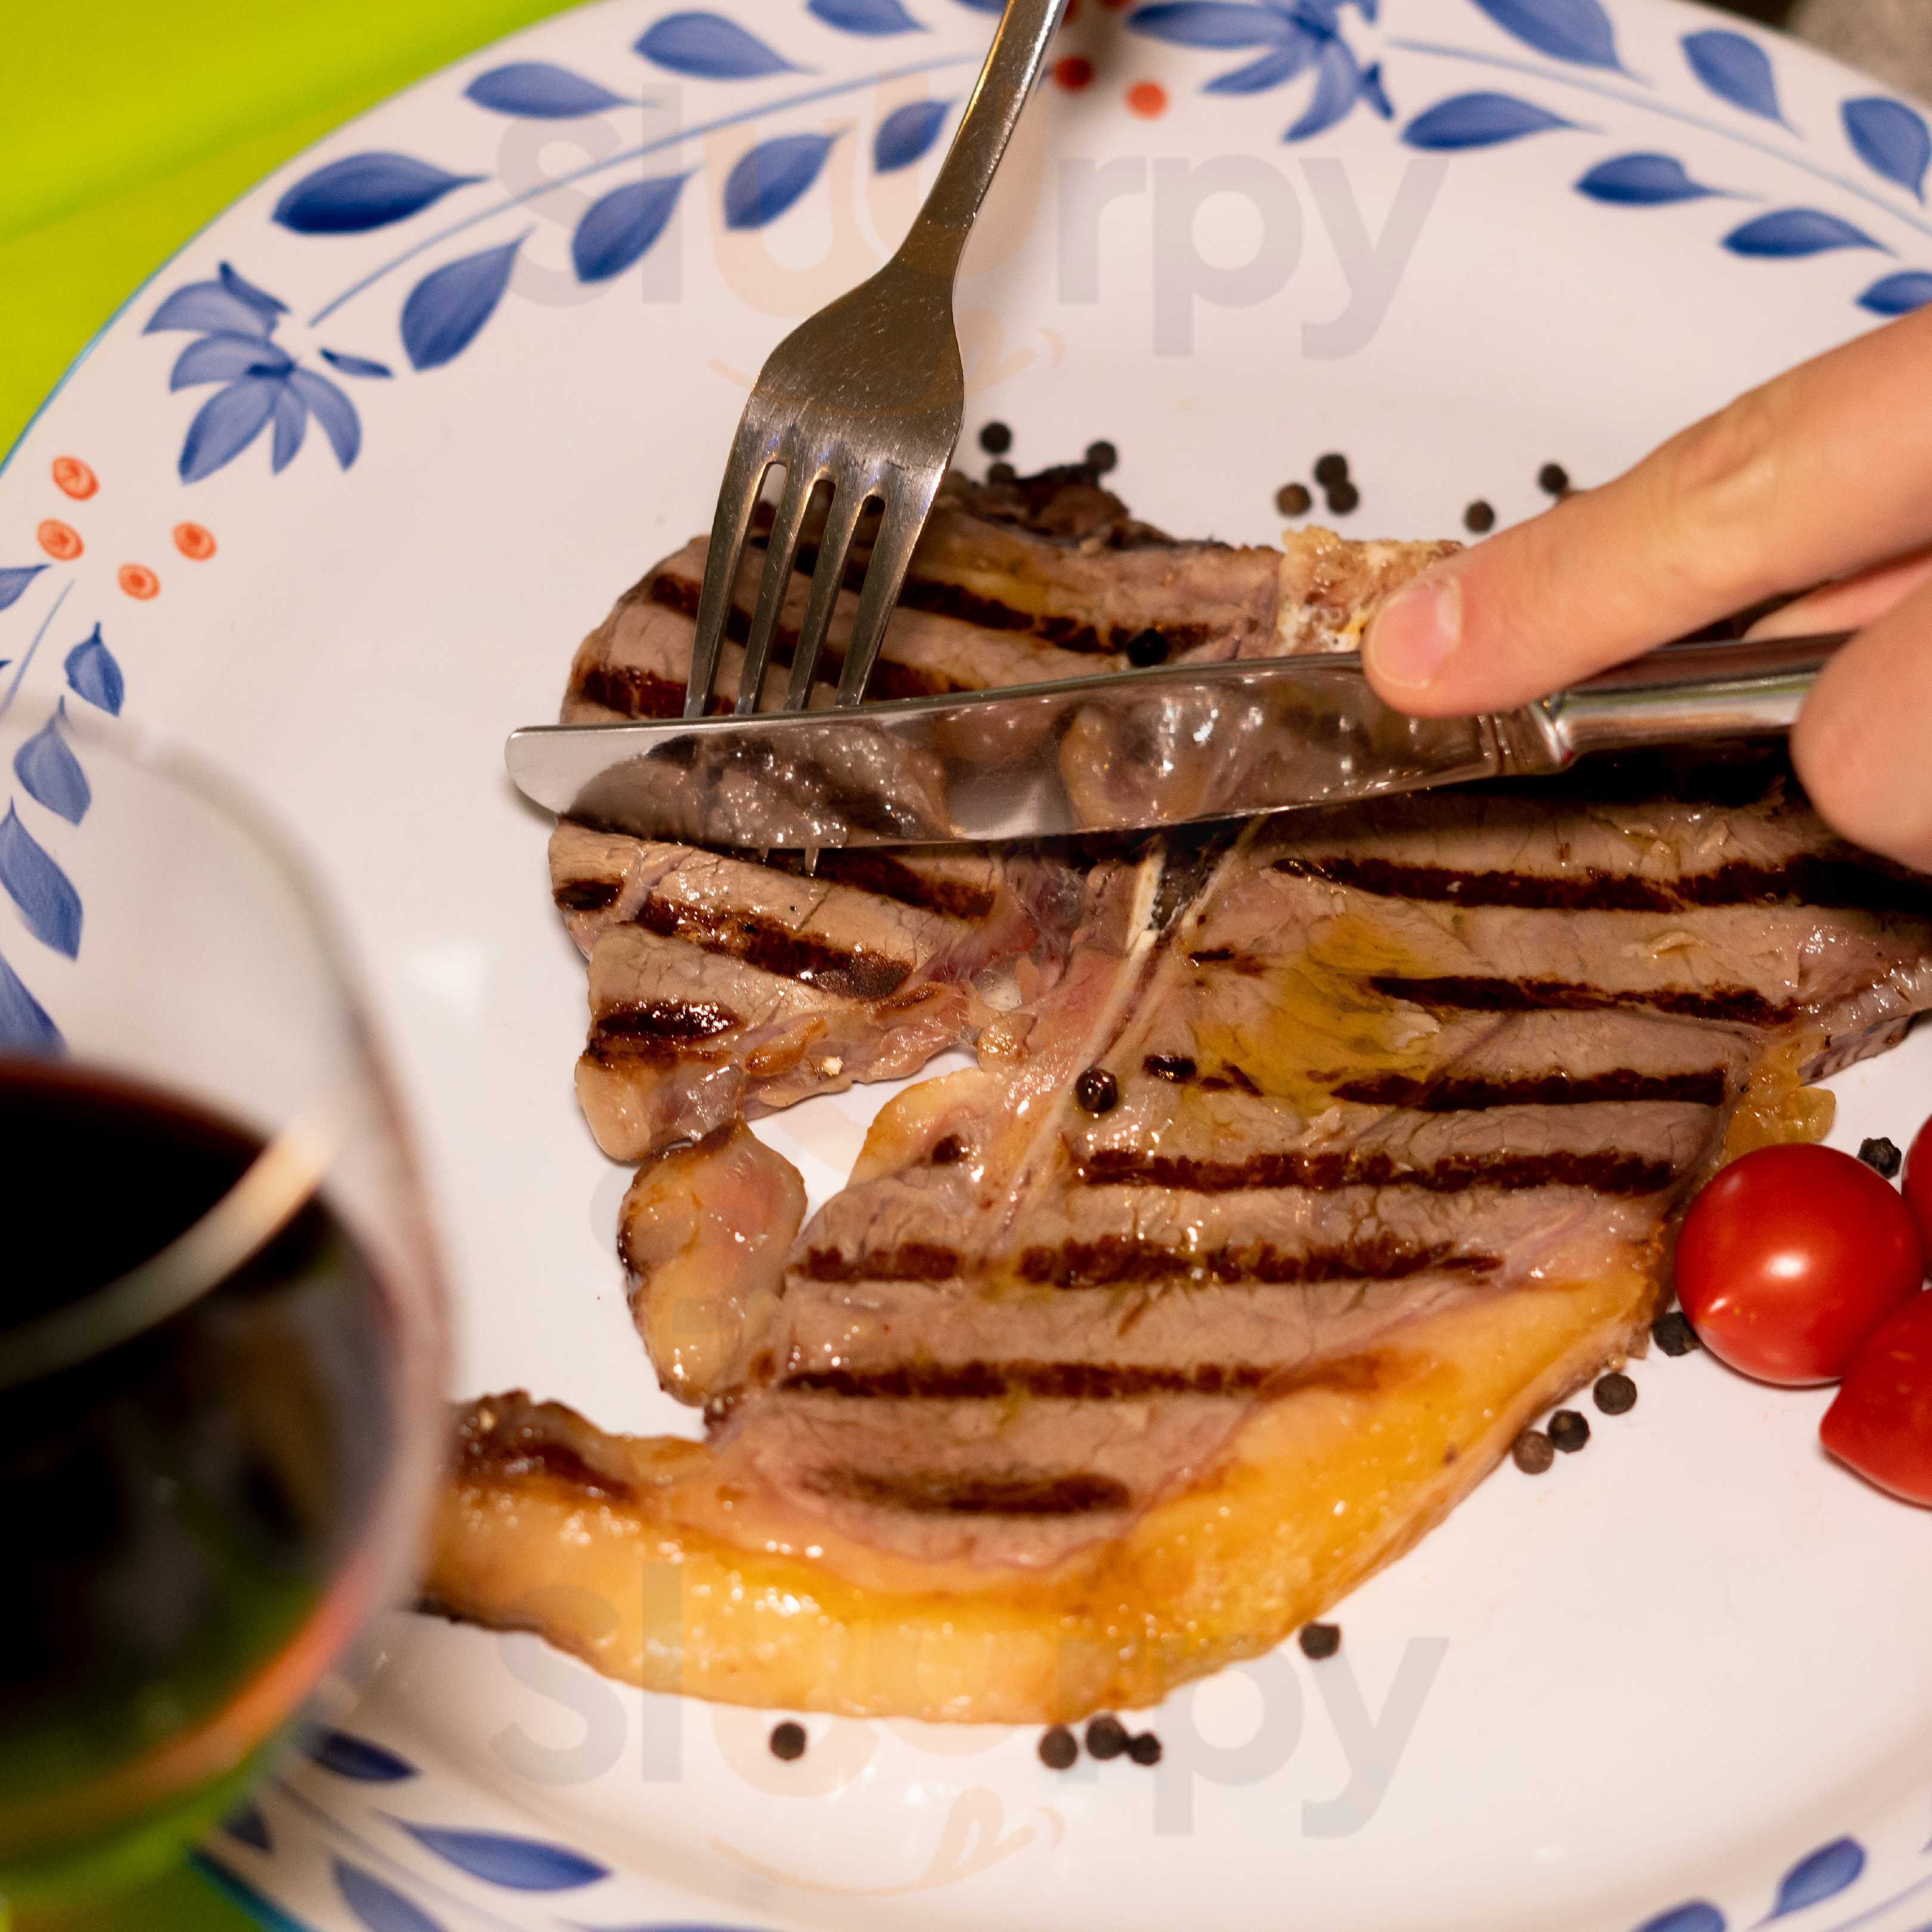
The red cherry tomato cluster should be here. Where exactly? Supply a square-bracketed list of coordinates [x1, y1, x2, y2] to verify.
[1673, 1121, 1932, 1507]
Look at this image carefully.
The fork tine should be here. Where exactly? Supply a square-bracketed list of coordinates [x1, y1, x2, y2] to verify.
[736, 451, 821, 716]
[832, 472, 943, 707]
[685, 424, 779, 718]
[785, 480, 871, 710]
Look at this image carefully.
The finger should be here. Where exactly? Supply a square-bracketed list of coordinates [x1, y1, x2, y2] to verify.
[1791, 572, 1932, 872]
[1365, 305, 1932, 716]
[1746, 546, 1932, 641]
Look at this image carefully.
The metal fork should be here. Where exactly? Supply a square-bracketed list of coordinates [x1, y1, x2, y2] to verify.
[685, 0, 1066, 719]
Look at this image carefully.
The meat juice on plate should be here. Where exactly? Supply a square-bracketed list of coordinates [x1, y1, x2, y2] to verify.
[0, 1057, 395, 1885]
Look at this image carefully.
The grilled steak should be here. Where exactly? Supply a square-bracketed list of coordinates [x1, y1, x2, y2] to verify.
[428, 473, 1932, 1720]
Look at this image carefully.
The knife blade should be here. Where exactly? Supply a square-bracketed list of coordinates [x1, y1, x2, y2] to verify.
[507, 636, 1844, 852]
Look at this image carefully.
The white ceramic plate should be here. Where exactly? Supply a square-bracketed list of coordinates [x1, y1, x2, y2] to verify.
[6, 1, 1932, 1926]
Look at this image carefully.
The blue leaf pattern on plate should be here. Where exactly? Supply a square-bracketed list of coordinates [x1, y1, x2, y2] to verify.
[1126, 2, 1291, 49]
[1724, 208, 1884, 256]
[274, 154, 481, 235]
[401, 240, 523, 370]
[305, 1730, 418, 1782]
[465, 61, 627, 117]
[218, 262, 287, 318]
[0, 566, 46, 614]
[951, 0, 1004, 10]
[287, 370, 362, 467]
[1633, 1906, 1725, 1932]
[874, 99, 952, 170]
[1769, 1838, 1865, 1918]
[0, 804, 82, 959]
[270, 386, 307, 472]
[64, 627, 123, 715]
[1208, 41, 1315, 93]
[221, 1801, 273, 1853]
[334, 1860, 445, 1932]
[572, 175, 689, 280]
[1683, 30, 1782, 124]
[1467, 0, 1622, 71]
[1578, 153, 1722, 205]
[811, 0, 925, 31]
[393, 1822, 609, 1890]
[635, 13, 801, 78]
[1861, 270, 1932, 315]
[0, 948, 60, 1054]
[146, 280, 278, 339]
[179, 376, 281, 482]
[1403, 91, 1576, 149]
[1844, 98, 1932, 201]
[1287, 39, 1383, 140]
[724, 132, 840, 228]
[14, 703, 90, 826]
[170, 333, 292, 391]
[320, 348, 394, 378]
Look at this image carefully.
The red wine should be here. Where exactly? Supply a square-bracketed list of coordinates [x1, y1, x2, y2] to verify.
[0, 1059, 394, 1816]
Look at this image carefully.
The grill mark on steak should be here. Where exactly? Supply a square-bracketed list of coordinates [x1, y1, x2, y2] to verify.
[590, 1001, 739, 1055]
[781, 1353, 1391, 1401]
[554, 878, 621, 913]
[1016, 1237, 1499, 1286]
[797, 1236, 1500, 1285]
[634, 896, 912, 1001]
[814, 1466, 1132, 1516]
[1373, 975, 1797, 1027]
[576, 662, 695, 719]
[799, 851, 1000, 921]
[1079, 1147, 1682, 1196]
[1273, 853, 1932, 918]
[1331, 1068, 1732, 1110]
[784, 1361, 1278, 1400]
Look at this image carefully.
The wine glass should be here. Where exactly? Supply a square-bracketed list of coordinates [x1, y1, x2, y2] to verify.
[0, 699, 447, 1917]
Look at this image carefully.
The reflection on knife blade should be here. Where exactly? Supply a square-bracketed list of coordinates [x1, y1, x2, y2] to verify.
[507, 655, 1509, 850]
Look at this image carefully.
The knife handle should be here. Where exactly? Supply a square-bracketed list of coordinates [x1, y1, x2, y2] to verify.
[1500, 631, 1853, 772]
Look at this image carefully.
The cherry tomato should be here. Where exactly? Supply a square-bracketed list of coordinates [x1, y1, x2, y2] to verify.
[1674, 1144, 1925, 1386]
[1820, 1290, 1932, 1506]
[1905, 1116, 1932, 1258]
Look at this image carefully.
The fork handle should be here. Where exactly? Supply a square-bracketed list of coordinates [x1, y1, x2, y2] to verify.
[899, 0, 1066, 279]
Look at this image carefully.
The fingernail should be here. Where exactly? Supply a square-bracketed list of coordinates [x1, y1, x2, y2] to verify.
[1367, 567, 1464, 692]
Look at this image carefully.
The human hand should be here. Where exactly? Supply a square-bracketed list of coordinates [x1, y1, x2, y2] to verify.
[1361, 306, 1932, 872]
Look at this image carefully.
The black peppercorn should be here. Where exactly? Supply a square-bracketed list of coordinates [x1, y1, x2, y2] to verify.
[1085, 439, 1119, 475]
[1075, 1067, 1119, 1114]
[1326, 481, 1361, 516]
[1859, 1136, 1903, 1178]
[1512, 1429, 1555, 1474]
[1538, 462, 1571, 497]
[1314, 453, 1350, 488]
[1463, 500, 1496, 534]
[1652, 1311, 1701, 1357]
[1276, 482, 1314, 517]
[770, 1720, 807, 1761]
[1127, 1732, 1163, 1766]
[1038, 1726, 1079, 1771]
[1085, 1714, 1129, 1761]
[1593, 1371, 1637, 1416]
[987, 460, 1016, 484]
[979, 421, 1013, 456]
[1125, 628, 1168, 668]
[1298, 1622, 1341, 1660]
[1548, 1409, 1590, 1453]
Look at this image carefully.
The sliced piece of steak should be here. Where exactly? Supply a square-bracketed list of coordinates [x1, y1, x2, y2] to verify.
[579, 924, 973, 1160]
[619, 1121, 805, 1406]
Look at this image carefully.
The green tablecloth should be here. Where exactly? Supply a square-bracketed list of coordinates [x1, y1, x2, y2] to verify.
[1, 0, 575, 458]
[4, 10, 579, 1917]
